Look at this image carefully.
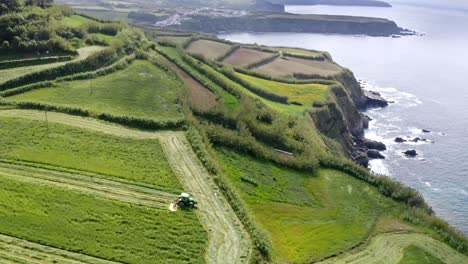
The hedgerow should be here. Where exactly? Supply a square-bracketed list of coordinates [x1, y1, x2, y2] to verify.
[234, 66, 336, 85]
[0, 81, 54, 97]
[220, 66, 289, 104]
[0, 56, 74, 70]
[216, 44, 240, 62]
[0, 48, 119, 91]
[246, 53, 279, 70]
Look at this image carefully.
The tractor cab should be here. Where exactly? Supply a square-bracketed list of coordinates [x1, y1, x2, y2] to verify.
[176, 192, 197, 208]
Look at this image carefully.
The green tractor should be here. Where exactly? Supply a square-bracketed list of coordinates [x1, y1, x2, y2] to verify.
[174, 193, 197, 209]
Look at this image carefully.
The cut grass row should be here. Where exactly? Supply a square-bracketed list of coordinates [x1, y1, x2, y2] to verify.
[5, 60, 183, 121]
[216, 147, 404, 263]
[0, 175, 206, 264]
[0, 159, 177, 209]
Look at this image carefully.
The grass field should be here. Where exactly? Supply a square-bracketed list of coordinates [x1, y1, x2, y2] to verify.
[216, 147, 403, 263]
[0, 175, 206, 264]
[63, 15, 95, 28]
[253, 56, 341, 78]
[222, 48, 273, 66]
[158, 36, 190, 45]
[0, 116, 181, 190]
[186, 39, 232, 60]
[320, 232, 467, 264]
[0, 46, 103, 84]
[76, 10, 129, 22]
[90, 33, 117, 45]
[236, 73, 330, 106]
[7, 60, 183, 121]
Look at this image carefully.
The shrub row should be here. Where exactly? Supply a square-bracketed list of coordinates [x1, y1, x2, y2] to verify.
[220, 67, 289, 104]
[216, 44, 240, 62]
[402, 208, 468, 254]
[185, 121, 272, 260]
[0, 81, 53, 97]
[293, 72, 334, 80]
[0, 56, 74, 70]
[246, 53, 279, 70]
[0, 48, 119, 91]
[4, 101, 185, 130]
[56, 55, 135, 82]
[283, 52, 325, 61]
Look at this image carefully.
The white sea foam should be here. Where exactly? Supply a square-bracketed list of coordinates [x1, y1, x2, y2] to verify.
[369, 159, 390, 176]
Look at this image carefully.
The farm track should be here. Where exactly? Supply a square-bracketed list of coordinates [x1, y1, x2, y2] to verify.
[318, 232, 467, 264]
[0, 160, 176, 209]
[0, 109, 252, 264]
[0, 233, 121, 264]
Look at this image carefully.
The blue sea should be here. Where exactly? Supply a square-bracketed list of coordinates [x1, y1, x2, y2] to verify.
[219, 0, 468, 234]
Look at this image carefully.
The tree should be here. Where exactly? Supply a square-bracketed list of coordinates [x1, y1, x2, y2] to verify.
[1, 41, 10, 50]
[25, 0, 54, 8]
[0, 0, 20, 15]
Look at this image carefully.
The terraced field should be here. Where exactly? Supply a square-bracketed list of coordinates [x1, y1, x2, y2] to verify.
[0, 46, 104, 84]
[0, 109, 252, 264]
[158, 36, 190, 45]
[253, 56, 341, 78]
[186, 39, 232, 60]
[0, 159, 176, 209]
[319, 232, 467, 264]
[7, 60, 183, 121]
[222, 48, 273, 66]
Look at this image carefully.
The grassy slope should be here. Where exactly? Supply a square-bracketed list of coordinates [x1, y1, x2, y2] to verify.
[237, 72, 329, 108]
[187, 39, 232, 60]
[216, 147, 403, 263]
[398, 245, 445, 264]
[0, 117, 181, 191]
[0, 176, 206, 264]
[8, 60, 183, 121]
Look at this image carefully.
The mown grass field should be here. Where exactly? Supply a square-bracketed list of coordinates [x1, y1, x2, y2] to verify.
[0, 175, 206, 264]
[236, 72, 330, 106]
[222, 48, 273, 66]
[254, 56, 341, 78]
[216, 147, 403, 263]
[0, 46, 103, 84]
[186, 39, 232, 60]
[7, 60, 183, 121]
[0, 116, 181, 190]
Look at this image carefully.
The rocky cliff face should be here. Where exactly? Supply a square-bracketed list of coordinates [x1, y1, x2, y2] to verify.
[170, 14, 406, 37]
[268, 0, 392, 8]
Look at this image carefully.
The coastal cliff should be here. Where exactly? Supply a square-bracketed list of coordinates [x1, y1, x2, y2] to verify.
[269, 0, 392, 7]
[170, 13, 407, 36]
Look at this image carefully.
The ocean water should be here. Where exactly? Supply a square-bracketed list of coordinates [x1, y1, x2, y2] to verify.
[219, 0, 468, 234]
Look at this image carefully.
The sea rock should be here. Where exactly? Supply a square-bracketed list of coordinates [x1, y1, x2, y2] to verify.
[363, 139, 387, 151]
[354, 154, 369, 168]
[403, 150, 418, 157]
[363, 90, 388, 108]
[409, 137, 428, 143]
[422, 129, 431, 133]
[367, 150, 385, 159]
[395, 137, 407, 143]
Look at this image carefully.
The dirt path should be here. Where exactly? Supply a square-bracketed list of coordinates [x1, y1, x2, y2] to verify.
[0, 233, 121, 264]
[0, 109, 252, 264]
[318, 232, 467, 264]
[0, 160, 175, 209]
